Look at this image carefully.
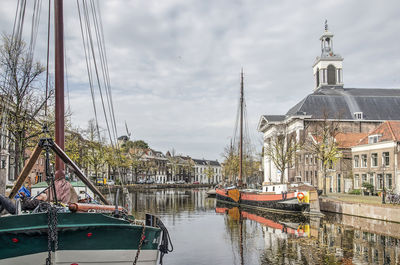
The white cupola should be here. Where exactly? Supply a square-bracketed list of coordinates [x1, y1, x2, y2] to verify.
[312, 20, 344, 91]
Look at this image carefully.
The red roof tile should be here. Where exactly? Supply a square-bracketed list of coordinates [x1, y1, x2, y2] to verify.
[358, 121, 400, 145]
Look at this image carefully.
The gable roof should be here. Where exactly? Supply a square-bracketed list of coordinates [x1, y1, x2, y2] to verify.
[358, 121, 400, 145]
[335, 132, 368, 148]
[309, 132, 367, 148]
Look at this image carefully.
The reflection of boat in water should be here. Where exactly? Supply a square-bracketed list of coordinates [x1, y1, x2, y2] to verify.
[206, 188, 216, 198]
[216, 203, 310, 238]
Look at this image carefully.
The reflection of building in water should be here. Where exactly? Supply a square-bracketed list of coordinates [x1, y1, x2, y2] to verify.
[128, 189, 212, 218]
[319, 215, 400, 265]
[217, 206, 400, 264]
[352, 230, 400, 264]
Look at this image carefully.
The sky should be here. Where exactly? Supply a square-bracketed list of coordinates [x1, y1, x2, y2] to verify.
[0, 0, 399, 161]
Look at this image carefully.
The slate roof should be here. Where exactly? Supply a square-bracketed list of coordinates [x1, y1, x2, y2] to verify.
[286, 87, 400, 120]
[262, 115, 286, 122]
[192, 159, 220, 167]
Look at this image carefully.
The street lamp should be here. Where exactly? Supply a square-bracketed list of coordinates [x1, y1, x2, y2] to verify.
[382, 164, 386, 204]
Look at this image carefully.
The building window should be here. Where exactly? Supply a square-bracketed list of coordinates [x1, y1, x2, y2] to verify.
[316, 69, 320, 87]
[377, 174, 383, 189]
[382, 152, 390, 166]
[305, 155, 309, 165]
[371, 153, 378, 167]
[362, 174, 367, 184]
[327, 65, 336, 85]
[354, 155, 359, 168]
[354, 112, 363, 120]
[1, 159, 5, 169]
[361, 154, 367, 168]
[354, 174, 360, 189]
[368, 135, 380, 144]
[306, 171, 309, 181]
[369, 174, 374, 185]
[386, 174, 392, 189]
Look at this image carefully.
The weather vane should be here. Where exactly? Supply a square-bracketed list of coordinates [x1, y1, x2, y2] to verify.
[325, 19, 328, 31]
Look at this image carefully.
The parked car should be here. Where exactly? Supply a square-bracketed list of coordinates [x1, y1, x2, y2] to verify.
[176, 180, 185, 184]
[193, 181, 200, 184]
[137, 179, 146, 184]
[166, 181, 175, 184]
[146, 179, 154, 184]
[107, 180, 115, 185]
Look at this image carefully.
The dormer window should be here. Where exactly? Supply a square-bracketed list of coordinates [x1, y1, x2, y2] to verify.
[368, 135, 381, 144]
[354, 112, 363, 120]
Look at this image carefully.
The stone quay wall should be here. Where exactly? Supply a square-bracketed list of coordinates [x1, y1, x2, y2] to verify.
[100, 184, 213, 193]
[320, 197, 400, 223]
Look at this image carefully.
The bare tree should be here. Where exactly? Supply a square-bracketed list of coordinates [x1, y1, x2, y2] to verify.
[264, 130, 300, 184]
[0, 35, 51, 181]
[305, 113, 341, 195]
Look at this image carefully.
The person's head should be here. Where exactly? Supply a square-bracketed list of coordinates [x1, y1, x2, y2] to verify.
[37, 193, 47, 201]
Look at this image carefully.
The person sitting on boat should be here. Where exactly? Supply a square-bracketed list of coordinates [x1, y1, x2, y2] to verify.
[47, 176, 79, 205]
[0, 192, 47, 215]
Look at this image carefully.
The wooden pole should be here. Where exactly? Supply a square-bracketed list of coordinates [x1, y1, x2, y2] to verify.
[54, 0, 65, 180]
[51, 142, 109, 205]
[9, 144, 43, 199]
[238, 69, 244, 187]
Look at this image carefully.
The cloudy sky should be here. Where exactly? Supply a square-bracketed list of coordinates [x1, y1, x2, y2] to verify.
[1, 0, 399, 160]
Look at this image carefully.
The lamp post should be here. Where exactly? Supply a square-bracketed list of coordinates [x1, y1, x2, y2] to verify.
[382, 164, 386, 204]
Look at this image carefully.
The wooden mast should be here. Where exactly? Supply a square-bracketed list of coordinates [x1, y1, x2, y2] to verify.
[238, 69, 244, 187]
[54, 0, 65, 180]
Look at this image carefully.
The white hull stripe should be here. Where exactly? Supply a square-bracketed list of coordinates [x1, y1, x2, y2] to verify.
[0, 249, 159, 265]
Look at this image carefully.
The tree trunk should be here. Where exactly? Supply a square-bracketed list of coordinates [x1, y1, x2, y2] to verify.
[323, 167, 327, 195]
[0, 171, 6, 195]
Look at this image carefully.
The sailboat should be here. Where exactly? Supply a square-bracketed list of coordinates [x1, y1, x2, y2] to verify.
[216, 71, 311, 213]
[0, 1, 171, 264]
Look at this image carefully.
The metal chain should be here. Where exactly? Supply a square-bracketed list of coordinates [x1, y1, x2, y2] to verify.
[133, 222, 146, 265]
[45, 205, 59, 265]
[46, 205, 52, 265]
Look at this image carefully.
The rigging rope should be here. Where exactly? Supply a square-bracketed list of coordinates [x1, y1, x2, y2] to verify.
[76, 0, 132, 208]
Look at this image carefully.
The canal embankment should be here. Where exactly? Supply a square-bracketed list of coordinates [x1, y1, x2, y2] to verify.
[320, 194, 400, 223]
[99, 183, 213, 193]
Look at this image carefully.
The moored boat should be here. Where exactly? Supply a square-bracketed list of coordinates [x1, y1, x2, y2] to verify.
[0, 211, 162, 265]
[216, 183, 310, 213]
[0, 1, 173, 264]
[216, 71, 318, 214]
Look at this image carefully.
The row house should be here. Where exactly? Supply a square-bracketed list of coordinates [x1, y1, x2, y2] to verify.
[352, 121, 400, 193]
[193, 159, 222, 184]
[165, 155, 193, 183]
[258, 23, 400, 192]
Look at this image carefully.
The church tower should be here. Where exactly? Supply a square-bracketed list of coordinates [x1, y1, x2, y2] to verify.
[313, 21, 343, 91]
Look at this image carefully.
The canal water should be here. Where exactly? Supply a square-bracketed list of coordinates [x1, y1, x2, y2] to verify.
[124, 188, 400, 265]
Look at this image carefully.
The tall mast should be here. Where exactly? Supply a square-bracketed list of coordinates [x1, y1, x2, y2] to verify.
[54, 0, 65, 180]
[238, 69, 243, 187]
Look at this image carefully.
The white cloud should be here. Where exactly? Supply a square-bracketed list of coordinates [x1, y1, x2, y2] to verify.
[1, 0, 399, 160]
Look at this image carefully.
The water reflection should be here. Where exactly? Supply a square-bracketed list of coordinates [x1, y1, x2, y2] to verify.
[119, 189, 400, 265]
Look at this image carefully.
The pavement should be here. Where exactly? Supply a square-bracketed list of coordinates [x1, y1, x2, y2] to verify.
[322, 192, 400, 207]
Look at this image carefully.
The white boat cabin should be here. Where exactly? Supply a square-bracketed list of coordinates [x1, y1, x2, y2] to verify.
[262, 183, 288, 194]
